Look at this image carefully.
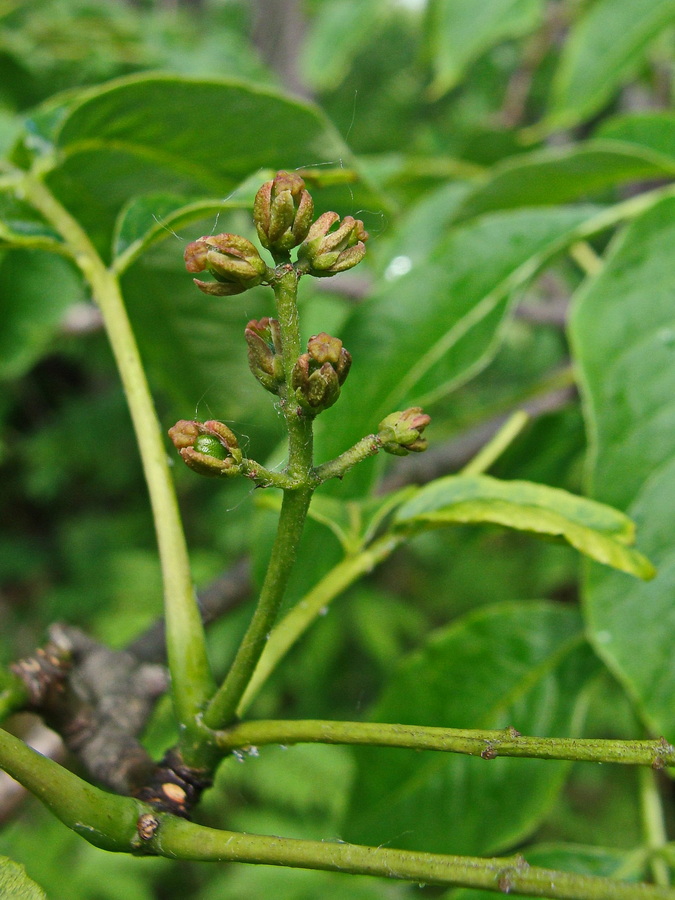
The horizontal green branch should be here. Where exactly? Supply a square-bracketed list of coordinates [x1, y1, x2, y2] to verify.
[152, 816, 675, 899]
[1, 726, 673, 899]
[213, 719, 675, 768]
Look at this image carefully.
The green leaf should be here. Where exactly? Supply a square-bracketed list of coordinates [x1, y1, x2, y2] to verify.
[570, 195, 675, 735]
[0, 188, 64, 250]
[0, 249, 84, 381]
[595, 111, 675, 164]
[344, 602, 598, 855]
[0, 855, 46, 900]
[453, 141, 675, 224]
[314, 205, 600, 484]
[394, 474, 654, 579]
[545, 0, 675, 131]
[300, 0, 388, 91]
[21, 73, 377, 256]
[446, 843, 642, 899]
[426, 0, 544, 98]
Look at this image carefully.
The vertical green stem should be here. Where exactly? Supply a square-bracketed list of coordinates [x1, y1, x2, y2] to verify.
[203, 264, 315, 729]
[639, 767, 671, 887]
[21, 174, 214, 756]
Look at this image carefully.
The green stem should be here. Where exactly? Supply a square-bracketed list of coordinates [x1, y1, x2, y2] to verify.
[236, 533, 405, 716]
[204, 488, 313, 728]
[20, 174, 214, 756]
[313, 433, 383, 483]
[460, 410, 530, 476]
[2, 725, 674, 899]
[213, 719, 675, 767]
[204, 265, 315, 729]
[639, 767, 671, 887]
[151, 816, 675, 899]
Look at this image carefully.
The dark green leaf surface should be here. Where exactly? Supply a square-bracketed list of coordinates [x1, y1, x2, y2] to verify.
[394, 474, 654, 578]
[545, 0, 675, 131]
[23, 74, 375, 256]
[426, 0, 544, 98]
[344, 602, 597, 855]
[0, 856, 46, 900]
[0, 249, 84, 381]
[315, 205, 599, 479]
[570, 195, 675, 735]
[453, 142, 675, 224]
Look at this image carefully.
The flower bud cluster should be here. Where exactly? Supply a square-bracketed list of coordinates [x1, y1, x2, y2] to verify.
[245, 317, 284, 394]
[378, 408, 431, 455]
[168, 419, 242, 476]
[296, 212, 368, 277]
[254, 171, 314, 254]
[184, 234, 269, 296]
[292, 332, 352, 416]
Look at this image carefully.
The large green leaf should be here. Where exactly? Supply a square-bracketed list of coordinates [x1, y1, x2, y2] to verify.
[314, 205, 600, 482]
[0, 856, 46, 900]
[453, 142, 675, 224]
[545, 0, 675, 131]
[344, 602, 598, 855]
[570, 195, 675, 735]
[426, 0, 544, 98]
[16, 74, 377, 257]
[394, 474, 654, 578]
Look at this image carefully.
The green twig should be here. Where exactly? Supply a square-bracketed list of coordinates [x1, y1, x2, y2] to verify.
[640, 767, 672, 887]
[460, 410, 530, 476]
[20, 174, 214, 757]
[2, 725, 674, 899]
[236, 533, 405, 716]
[213, 719, 675, 768]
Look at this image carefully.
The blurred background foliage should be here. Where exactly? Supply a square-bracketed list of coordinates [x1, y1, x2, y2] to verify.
[1, 0, 675, 897]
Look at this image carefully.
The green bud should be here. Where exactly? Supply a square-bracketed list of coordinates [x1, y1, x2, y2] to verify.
[296, 212, 368, 277]
[254, 171, 314, 254]
[184, 233, 269, 296]
[245, 317, 285, 393]
[291, 333, 351, 415]
[168, 419, 242, 477]
[378, 407, 431, 455]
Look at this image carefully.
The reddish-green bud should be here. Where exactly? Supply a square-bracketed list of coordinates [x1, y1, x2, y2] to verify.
[378, 407, 431, 456]
[184, 233, 269, 296]
[253, 171, 314, 253]
[168, 419, 242, 477]
[245, 317, 285, 393]
[291, 333, 351, 415]
[297, 212, 368, 277]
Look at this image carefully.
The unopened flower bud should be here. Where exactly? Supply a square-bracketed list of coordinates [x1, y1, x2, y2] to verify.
[245, 317, 284, 393]
[291, 332, 352, 415]
[378, 408, 431, 455]
[168, 419, 242, 477]
[184, 233, 269, 296]
[297, 212, 368, 277]
[254, 171, 314, 254]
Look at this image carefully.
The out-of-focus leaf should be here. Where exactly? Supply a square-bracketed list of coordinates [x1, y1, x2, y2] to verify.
[446, 844, 642, 899]
[453, 142, 675, 224]
[300, 0, 388, 92]
[0, 188, 63, 249]
[426, 0, 544, 98]
[344, 602, 598, 855]
[570, 194, 675, 736]
[0, 856, 46, 900]
[595, 111, 675, 163]
[545, 0, 675, 131]
[314, 205, 600, 485]
[0, 249, 84, 381]
[394, 474, 654, 578]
